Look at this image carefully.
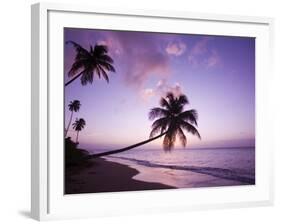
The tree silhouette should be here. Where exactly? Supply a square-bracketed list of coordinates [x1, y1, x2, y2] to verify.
[65, 41, 115, 86]
[65, 100, 81, 137]
[72, 118, 86, 143]
[89, 92, 201, 158]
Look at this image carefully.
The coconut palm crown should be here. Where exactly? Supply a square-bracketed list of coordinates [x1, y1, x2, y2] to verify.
[65, 41, 116, 86]
[149, 92, 201, 151]
[72, 118, 86, 143]
[68, 100, 81, 112]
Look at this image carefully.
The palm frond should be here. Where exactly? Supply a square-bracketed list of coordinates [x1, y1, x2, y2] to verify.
[99, 61, 116, 72]
[166, 92, 175, 104]
[97, 65, 109, 83]
[94, 44, 108, 55]
[81, 69, 94, 85]
[149, 125, 162, 139]
[178, 109, 198, 126]
[177, 94, 189, 105]
[177, 127, 187, 147]
[68, 60, 85, 77]
[180, 120, 201, 139]
[160, 97, 171, 110]
[150, 117, 169, 138]
[66, 41, 90, 58]
[149, 107, 170, 120]
[95, 66, 101, 79]
[99, 54, 114, 64]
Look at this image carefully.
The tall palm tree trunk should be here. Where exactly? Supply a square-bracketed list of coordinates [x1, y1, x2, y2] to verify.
[76, 131, 79, 143]
[65, 70, 85, 87]
[65, 111, 73, 137]
[88, 131, 167, 158]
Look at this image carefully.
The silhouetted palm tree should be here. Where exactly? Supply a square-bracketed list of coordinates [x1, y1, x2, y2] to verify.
[72, 118, 86, 143]
[65, 100, 81, 137]
[149, 92, 201, 151]
[89, 92, 201, 158]
[65, 41, 115, 86]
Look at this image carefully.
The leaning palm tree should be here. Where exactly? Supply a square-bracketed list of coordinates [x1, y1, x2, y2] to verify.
[88, 92, 201, 158]
[72, 118, 86, 143]
[65, 41, 116, 86]
[65, 100, 81, 137]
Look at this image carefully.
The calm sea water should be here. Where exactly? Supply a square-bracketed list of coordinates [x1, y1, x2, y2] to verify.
[105, 147, 255, 188]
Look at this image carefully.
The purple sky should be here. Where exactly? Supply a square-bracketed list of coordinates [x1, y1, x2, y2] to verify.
[64, 28, 255, 151]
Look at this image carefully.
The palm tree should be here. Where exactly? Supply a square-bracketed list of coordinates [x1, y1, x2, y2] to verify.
[65, 41, 116, 86]
[72, 118, 86, 143]
[65, 100, 81, 137]
[149, 92, 201, 151]
[88, 92, 201, 158]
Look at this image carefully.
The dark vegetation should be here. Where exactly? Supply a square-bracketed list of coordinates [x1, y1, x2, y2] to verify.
[65, 137, 89, 167]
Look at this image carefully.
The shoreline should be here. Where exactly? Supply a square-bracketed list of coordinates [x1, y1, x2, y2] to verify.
[65, 157, 175, 194]
[106, 157, 254, 188]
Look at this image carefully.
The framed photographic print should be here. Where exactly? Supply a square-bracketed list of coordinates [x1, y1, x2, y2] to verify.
[31, 2, 274, 221]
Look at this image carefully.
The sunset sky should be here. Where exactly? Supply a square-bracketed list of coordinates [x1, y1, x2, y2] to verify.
[64, 28, 255, 151]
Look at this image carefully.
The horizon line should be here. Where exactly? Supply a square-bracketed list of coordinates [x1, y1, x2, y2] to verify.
[81, 145, 255, 152]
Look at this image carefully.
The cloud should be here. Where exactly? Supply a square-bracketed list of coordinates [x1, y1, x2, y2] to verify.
[140, 88, 155, 102]
[165, 42, 186, 56]
[187, 55, 198, 67]
[187, 37, 221, 68]
[124, 51, 170, 87]
[206, 50, 221, 67]
[171, 83, 183, 97]
[106, 31, 171, 89]
[156, 79, 183, 97]
[191, 37, 209, 55]
[65, 29, 172, 90]
[97, 38, 123, 56]
[140, 79, 184, 102]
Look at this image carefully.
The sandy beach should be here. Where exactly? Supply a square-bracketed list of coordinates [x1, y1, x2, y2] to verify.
[65, 157, 175, 194]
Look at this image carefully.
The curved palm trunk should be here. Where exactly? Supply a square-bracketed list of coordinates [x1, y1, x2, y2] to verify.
[65, 70, 85, 87]
[87, 131, 167, 158]
[65, 111, 73, 137]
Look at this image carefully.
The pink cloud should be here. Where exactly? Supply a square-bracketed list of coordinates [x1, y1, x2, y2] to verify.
[140, 88, 155, 102]
[187, 37, 221, 68]
[140, 79, 184, 102]
[191, 37, 209, 55]
[165, 42, 186, 56]
[107, 32, 171, 88]
[64, 29, 171, 88]
[187, 55, 198, 67]
[206, 50, 221, 68]
[97, 38, 123, 56]
[156, 79, 183, 97]
[171, 83, 183, 97]
[125, 52, 170, 87]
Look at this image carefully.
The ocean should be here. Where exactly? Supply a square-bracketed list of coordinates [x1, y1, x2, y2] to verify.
[105, 147, 255, 189]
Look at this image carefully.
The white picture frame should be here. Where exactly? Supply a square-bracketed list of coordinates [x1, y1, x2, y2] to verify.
[31, 2, 274, 221]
